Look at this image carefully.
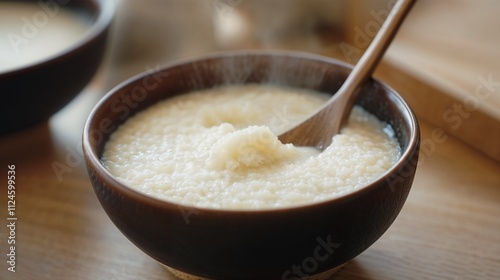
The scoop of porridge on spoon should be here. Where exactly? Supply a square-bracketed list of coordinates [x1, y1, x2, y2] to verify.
[278, 0, 416, 150]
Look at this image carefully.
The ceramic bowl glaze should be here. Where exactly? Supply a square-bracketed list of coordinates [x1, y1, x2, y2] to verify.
[83, 51, 420, 280]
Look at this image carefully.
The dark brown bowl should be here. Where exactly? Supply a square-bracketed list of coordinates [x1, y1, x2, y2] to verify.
[83, 51, 420, 280]
[0, 0, 114, 135]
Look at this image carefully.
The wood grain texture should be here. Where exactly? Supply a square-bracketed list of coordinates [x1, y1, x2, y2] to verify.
[1, 80, 499, 280]
[378, 0, 500, 162]
[338, 0, 500, 162]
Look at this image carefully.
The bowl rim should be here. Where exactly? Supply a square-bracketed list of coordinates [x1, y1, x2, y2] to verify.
[0, 0, 114, 76]
[83, 50, 420, 215]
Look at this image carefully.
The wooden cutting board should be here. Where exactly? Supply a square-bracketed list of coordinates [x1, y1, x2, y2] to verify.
[374, 0, 500, 162]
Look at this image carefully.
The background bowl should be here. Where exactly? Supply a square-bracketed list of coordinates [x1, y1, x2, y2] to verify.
[0, 0, 114, 135]
[83, 51, 420, 280]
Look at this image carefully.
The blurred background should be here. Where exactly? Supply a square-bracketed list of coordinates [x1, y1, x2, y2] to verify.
[106, 0, 346, 87]
[102, 0, 500, 162]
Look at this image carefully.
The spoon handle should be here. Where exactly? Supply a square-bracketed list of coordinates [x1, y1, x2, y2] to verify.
[278, 0, 416, 149]
[334, 0, 416, 125]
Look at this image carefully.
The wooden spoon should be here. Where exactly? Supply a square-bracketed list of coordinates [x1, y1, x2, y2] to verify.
[278, 0, 416, 150]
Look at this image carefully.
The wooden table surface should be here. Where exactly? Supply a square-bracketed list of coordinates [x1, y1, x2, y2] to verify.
[2, 1, 500, 279]
[1, 80, 499, 280]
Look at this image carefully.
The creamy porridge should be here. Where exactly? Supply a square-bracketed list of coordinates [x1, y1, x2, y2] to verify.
[102, 84, 400, 209]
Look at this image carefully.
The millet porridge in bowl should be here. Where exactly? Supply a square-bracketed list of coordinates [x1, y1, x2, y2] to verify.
[83, 51, 420, 280]
[101, 84, 400, 210]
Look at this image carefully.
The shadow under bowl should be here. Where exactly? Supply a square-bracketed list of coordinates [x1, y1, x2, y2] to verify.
[83, 51, 420, 280]
[0, 0, 114, 135]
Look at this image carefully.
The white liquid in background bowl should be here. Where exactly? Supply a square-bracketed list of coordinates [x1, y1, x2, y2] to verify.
[0, 2, 90, 73]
